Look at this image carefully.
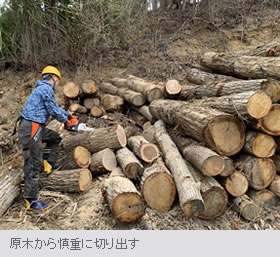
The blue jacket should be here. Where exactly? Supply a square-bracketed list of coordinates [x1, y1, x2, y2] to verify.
[21, 80, 69, 124]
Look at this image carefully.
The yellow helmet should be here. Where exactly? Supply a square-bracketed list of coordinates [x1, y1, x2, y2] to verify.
[41, 65, 62, 82]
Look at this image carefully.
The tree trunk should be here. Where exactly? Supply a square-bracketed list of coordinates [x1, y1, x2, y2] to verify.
[190, 91, 272, 120]
[188, 164, 228, 220]
[83, 98, 100, 110]
[102, 167, 146, 223]
[232, 194, 261, 221]
[170, 135, 225, 176]
[100, 82, 145, 106]
[165, 79, 182, 96]
[243, 42, 280, 57]
[69, 103, 88, 114]
[56, 146, 91, 170]
[247, 189, 277, 208]
[154, 120, 204, 217]
[178, 79, 280, 102]
[61, 125, 127, 153]
[256, 104, 280, 135]
[141, 158, 176, 212]
[149, 99, 245, 156]
[127, 135, 159, 163]
[100, 94, 124, 112]
[268, 175, 280, 197]
[244, 131, 276, 158]
[184, 67, 238, 85]
[81, 79, 98, 96]
[239, 155, 276, 190]
[89, 148, 117, 175]
[111, 77, 163, 103]
[63, 82, 81, 99]
[223, 171, 249, 197]
[39, 168, 92, 193]
[201, 51, 280, 80]
[116, 147, 144, 179]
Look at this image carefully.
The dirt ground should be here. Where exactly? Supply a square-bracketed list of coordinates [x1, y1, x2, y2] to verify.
[1, 11, 280, 230]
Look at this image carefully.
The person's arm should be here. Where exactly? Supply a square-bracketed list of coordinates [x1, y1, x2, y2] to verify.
[43, 87, 69, 123]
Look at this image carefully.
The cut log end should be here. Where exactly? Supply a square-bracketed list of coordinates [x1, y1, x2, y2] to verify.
[147, 87, 163, 102]
[258, 105, 280, 135]
[198, 187, 228, 220]
[134, 95, 146, 106]
[78, 169, 93, 191]
[63, 82, 80, 99]
[202, 155, 225, 176]
[74, 146, 91, 168]
[91, 106, 104, 117]
[112, 193, 145, 223]
[225, 171, 249, 197]
[241, 202, 261, 221]
[247, 91, 272, 119]
[166, 80, 182, 95]
[116, 125, 127, 147]
[252, 134, 276, 158]
[182, 200, 204, 217]
[205, 115, 245, 156]
[140, 143, 159, 163]
[125, 163, 144, 179]
[142, 172, 176, 212]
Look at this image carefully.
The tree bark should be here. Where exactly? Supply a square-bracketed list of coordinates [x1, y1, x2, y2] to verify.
[129, 105, 154, 122]
[184, 67, 238, 85]
[188, 164, 228, 220]
[201, 51, 280, 80]
[116, 147, 144, 179]
[111, 77, 163, 103]
[39, 168, 92, 193]
[239, 155, 276, 190]
[89, 148, 117, 175]
[154, 120, 204, 217]
[222, 171, 249, 197]
[232, 194, 261, 221]
[170, 135, 225, 176]
[244, 131, 276, 158]
[140, 158, 176, 212]
[100, 82, 145, 106]
[268, 175, 280, 197]
[63, 82, 81, 99]
[142, 124, 157, 144]
[190, 91, 272, 120]
[149, 99, 245, 156]
[247, 189, 277, 208]
[100, 94, 124, 112]
[61, 125, 127, 153]
[243, 42, 280, 57]
[127, 135, 159, 163]
[102, 167, 146, 223]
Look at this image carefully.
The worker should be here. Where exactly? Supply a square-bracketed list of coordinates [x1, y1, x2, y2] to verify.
[17, 65, 75, 211]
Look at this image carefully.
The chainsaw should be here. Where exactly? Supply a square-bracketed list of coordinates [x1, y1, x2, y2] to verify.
[65, 116, 95, 132]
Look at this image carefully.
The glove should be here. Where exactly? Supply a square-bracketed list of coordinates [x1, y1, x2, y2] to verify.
[68, 114, 78, 120]
[65, 119, 77, 129]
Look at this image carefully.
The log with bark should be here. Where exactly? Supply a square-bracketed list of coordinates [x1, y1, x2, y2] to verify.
[170, 135, 225, 176]
[222, 171, 249, 197]
[154, 120, 204, 217]
[268, 175, 280, 197]
[149, 99, 245, 156]
[243, 131, 276, 158]
[100, 82, 145, 106]
[201, 51, 280, 80]
[129, 105, 154, 122]
[127, 135, 159, 163]
[56, 146, 91, 170]
[80, 79, 98, 96]
[232, 194, 261, 221]
[116, 147, 144, 179]
[100, 94, 124, 112]
[102, 167, 146, 223]
[61, 125, 127, 153]
[128, 110, 148, 127]
[63, 81, 80, 99]
[142, 124, 156, 144]
[111, 77, 163, 103]
[255, 104, 280, 136]
[247, 189, 277, 208]
[238, 155, 276, 190]
[140, 158, 176, 212]
[69, 103, 88, 114]
[190, 91, 272, 121]
[188, 164, 228, 220]
[39, 168, 92, 193]
[243, 42, 280, 57]
[178, 79, 280, 102]
[89, 148, 117, 175]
